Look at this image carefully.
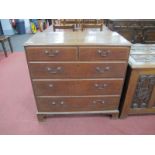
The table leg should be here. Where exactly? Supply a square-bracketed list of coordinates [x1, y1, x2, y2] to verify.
[8, 38, 13, 53]
[111, 113, 119, 119]
[37, 114, 46, 121]
[1, 41, 8, 57]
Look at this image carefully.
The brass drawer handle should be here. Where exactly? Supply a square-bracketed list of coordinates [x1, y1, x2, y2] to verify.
[47, 66, 63, 74]
[50, 101, 64, 105]
[44, 50, 59, 57]
[95, 83, 108, 89]
[93, 100, 105, 104]
[96, 66, 110, 73]
[60, 101, 64, 105]
[51, 101, 56, 105]
[97, 49, 110, 57]
[48, 84, 53, 88]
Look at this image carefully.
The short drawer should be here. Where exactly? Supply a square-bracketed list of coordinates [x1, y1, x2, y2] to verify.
[33, 79, 123, 96]
[25, 46, 77, 61]
[36, 96, 120, 112]
[79, 47, 130, 61]
[29, 62, 127, 78]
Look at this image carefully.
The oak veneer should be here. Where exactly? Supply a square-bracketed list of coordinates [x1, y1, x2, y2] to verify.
[29, 62, 127, 79]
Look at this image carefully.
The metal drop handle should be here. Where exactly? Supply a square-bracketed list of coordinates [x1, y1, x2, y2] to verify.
[95, 83, 108, 89]
[44, 50, 59, 57]
[47, 66, 63, 74]
[60, 101, 64, 105]
[48, 84, 53, 88]
[50, 101, 64, 105]
[97, 49, 110, 57]
[52, 101, 56, 105]
[96, 66, 110, 73]
[93, 100, 105, 104]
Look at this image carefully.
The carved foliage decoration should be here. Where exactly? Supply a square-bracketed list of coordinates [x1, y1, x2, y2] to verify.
[131, 75, 155, 108]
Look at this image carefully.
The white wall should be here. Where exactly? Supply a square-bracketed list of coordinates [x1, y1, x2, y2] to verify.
[0, 19, 15, 35]
[24, 19, 31, 33]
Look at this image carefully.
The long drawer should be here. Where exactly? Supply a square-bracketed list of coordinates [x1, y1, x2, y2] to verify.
[25, 46, 78, 61]
[29, 62, 127, 79]
[79, 47, 129, 61]
[33, 79, 123, 96]
[36, 96, 120, 112]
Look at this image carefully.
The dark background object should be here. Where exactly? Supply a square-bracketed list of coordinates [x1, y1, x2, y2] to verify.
[106, 19, 155, 44]
[16, 19, 26, 34]
[0, 21, 3, 35]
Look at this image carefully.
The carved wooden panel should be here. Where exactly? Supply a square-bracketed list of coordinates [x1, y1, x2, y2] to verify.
[131, 75, 155, 108]
[106, 20, 155, 43]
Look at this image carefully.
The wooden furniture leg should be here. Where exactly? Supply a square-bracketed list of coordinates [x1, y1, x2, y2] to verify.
[8, 37, 13, 53]
[111, 113, 119, 119]
[37, 114, 46, 121]
[119, 113, 128, 119]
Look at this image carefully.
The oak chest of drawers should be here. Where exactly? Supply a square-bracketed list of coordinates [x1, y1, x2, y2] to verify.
[24, 28, 131, 121]
[120, 44, 155, 118]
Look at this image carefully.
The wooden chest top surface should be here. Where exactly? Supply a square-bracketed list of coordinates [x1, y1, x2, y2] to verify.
[24, 27, 131, 46]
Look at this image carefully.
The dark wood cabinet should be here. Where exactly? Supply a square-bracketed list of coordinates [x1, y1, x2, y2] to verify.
[25, 28, 131, 121]
[120, 44, 155, 118]
[106, 19, 155, 44]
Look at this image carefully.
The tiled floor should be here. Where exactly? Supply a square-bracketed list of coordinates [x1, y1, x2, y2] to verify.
[0, 34, 33, 53]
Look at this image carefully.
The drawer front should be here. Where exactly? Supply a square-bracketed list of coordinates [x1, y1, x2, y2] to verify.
[33, 80, 123, 96]
[36, 96, 120, 112]
[25, 47, 77, 61]
[29, 62, 127, 79]
[79, 47, 129, 61]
